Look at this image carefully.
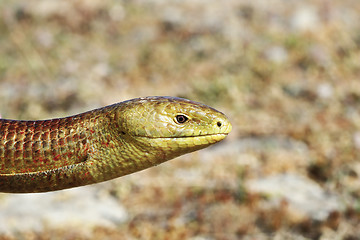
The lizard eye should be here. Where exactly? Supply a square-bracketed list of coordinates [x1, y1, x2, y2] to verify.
[175, 115, 189, 124]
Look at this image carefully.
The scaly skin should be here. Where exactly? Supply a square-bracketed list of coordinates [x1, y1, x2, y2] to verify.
[0, 96, 232, 193]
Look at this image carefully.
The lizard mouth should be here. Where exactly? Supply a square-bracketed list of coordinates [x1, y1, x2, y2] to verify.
[134, 133, 229, 147]
[135, 133, 229, 139]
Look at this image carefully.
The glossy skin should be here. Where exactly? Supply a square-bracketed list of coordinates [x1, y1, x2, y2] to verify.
[0, 97, 232, 193]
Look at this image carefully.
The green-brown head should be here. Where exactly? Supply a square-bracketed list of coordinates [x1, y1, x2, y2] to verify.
[115, 96, 232, 161]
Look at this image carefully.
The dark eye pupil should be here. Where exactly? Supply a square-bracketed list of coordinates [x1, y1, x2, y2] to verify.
[176, 115, 188, 124]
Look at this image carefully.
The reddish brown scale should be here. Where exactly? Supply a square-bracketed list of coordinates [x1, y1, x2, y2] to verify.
[0, 110, 107, 192]
[0, 102, 127, 192]
[0, 109, 104, 175]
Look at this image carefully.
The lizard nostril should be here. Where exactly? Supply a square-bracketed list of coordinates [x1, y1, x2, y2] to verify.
[217, 121, 222, 127]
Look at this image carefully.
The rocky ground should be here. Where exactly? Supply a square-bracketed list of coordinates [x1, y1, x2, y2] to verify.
[1, 0, 360, 239]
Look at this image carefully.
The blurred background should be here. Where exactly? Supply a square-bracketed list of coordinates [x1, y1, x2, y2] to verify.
[1, 0, 360, 239]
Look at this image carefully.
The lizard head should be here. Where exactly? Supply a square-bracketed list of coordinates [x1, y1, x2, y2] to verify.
[116, 96, 232, 159]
